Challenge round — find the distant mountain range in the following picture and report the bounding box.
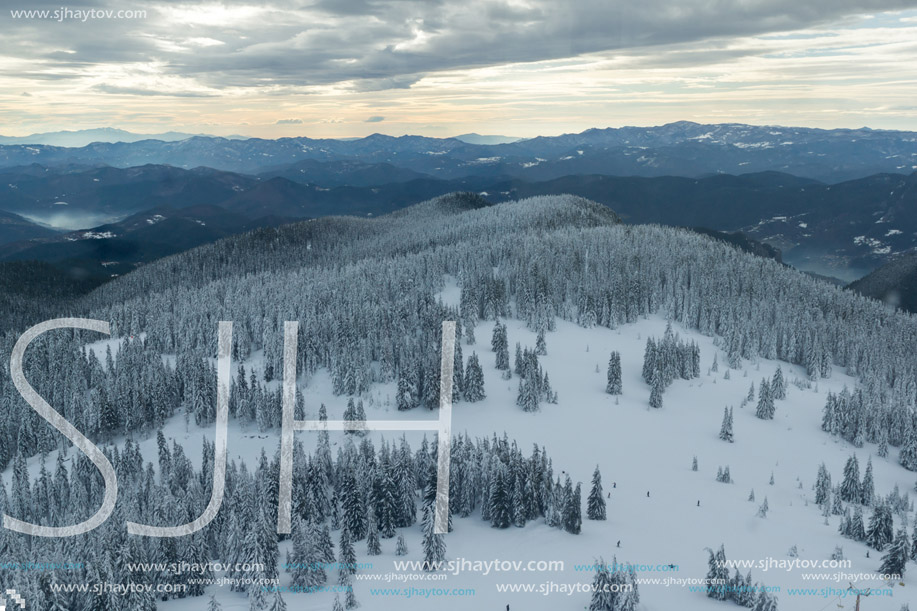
[0,121,915,182]
[0,128,244,148]
[452,133,521,145]
[2,162,915,283]
[1,121,915,288]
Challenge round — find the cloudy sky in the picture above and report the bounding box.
[2,0,917,138]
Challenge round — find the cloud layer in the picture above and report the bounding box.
[2,0,917,136]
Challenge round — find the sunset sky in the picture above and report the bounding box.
[2,0,917,139]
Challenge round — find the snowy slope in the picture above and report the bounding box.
[7,273,912,610]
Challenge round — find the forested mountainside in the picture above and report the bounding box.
[3,192,917,467]
[848,252,917,314]
[2,193,917,609]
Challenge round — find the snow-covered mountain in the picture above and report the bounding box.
[1,193,916,610]
[0,122,915,182]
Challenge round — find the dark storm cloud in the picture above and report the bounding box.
[3,0,917,91]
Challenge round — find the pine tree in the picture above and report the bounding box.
[421,502,446,570]
[366,515,382,556]
[587,466,607,520]
[606,352,622,395]
[488,465,512,528]
[338,527,357,577]
[341,471,367,540]
[395,533,408,556]
[899,427,917,471]
[332,595,344,611]
[207,595,222,611]
[516,376,540,412]
[719,407,734,442]
[705,545,730,601]
[492,322,509,370]
[649,368,663,408]
[290,519,326,589]
[757,497,769,518]
[771,366,786,400]
[866,502,894,551]
[267,591,288,611]
[589,559,614,611]
[879,528,909,577]
[910,522,917,562]
[563,480,582,535]
[642,338,657,383]
[396,371,415,411]
[839,455,861,503]
[861,457,874,506]
[755,378,774,420]
[345,583,360,610]
[536,329,547,355]
[815,463,832,506]
[850,506,867,541]
[463,353,486,402]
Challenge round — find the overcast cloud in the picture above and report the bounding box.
[2,0,917,136]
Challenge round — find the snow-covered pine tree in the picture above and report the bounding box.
[365,514,382,556]
[536,329,547,356]
[463,353,486,402]
[649,368,664,408]
[839,455,861,503]
[587,466,607,520]
[866,502,894,551]
[755,378,775,420]
[705,545,730,601]
[850,506,867,541]
[899,425,917,471]
[492,322,509,370]
[861,457,874,506]
[771,366,786,400]
[606,351,622,395]
[421,501,446,571]
[267,591,287,611]
[564,480,582,535]
[396,371,416,411]
[879,528,909,577]
[488,465,512,528]
[338,527,357,578]
[345,581,359,610]
[815,463,831,506]
[719,406,734,442]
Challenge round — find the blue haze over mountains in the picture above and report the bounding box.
[0,121,915,293]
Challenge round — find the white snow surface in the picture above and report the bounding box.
[5,278,915,610]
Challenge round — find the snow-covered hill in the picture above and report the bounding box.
[3,194,916,611]
[7,305,908,610]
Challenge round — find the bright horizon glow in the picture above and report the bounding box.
[2,3,917,139]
